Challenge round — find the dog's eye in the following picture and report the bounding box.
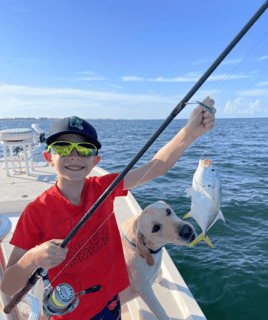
[166,208,171,216]
[152,225,161,233]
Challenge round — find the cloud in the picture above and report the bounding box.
[74,71,105,81]
[0,84,178,107]
[108,84,123,89]
[192,59,210,66]
[76,71,96,75]
[12,7,27,12]
[192,58,242,66]
[238,89,268,97]
[76,77,106,81]
[121,76,142,82]
[121,73,249,83]
[223,98,267,115]
[258,55,268,61]
[0,84,183,119]
[257,81,268,87]
[222,59,243,65]
[148,73,248,82]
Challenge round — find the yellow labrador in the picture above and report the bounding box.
[119,201,196,320]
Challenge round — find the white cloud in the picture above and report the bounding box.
[257,81,268,87]
[258,56,268,61]
[147,76,198,82]
[222,59,243,65]
[121,76,142,82]
[0,85,178,103]
[76,71,96,75]
[223,98,267,115]
[192,58,242,66]
[12,7,27,12]
[192,59,210,66]
[238,89,268,97]
[76,77,106,81]
[108,84,123,89]
[0,84,180,118]
[121,73,249,83]
[0,85,178,108]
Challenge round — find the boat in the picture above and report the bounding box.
[0,124,207,319]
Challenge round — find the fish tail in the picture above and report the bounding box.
[183,212,190,219]
[189,233,214,249]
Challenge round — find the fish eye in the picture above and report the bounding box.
[152,225,161,233]
[211,169,215,172]
[166,208,171,216]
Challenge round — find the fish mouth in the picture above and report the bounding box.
[201,159,211,168]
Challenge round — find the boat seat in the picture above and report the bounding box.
[0,128,34,177]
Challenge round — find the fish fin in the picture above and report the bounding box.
[185,188,193,197]
[218,209,225,223]
[183,212,191,219]
[207,209,225,231]
[189,233,214,249]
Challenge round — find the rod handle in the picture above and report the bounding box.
[4,268,42,314]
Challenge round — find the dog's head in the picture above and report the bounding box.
[135,201,196,266]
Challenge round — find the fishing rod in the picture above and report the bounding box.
[4,0,268,315]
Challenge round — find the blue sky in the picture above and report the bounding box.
[0,0,268,119]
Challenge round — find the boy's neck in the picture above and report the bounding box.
[57,178,86,206]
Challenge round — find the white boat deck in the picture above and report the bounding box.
[0,152,206,320]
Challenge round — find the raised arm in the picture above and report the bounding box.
[123,97,216,190]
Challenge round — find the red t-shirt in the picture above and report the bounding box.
[10,173,130,319]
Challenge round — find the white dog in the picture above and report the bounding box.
[119,201,196,320]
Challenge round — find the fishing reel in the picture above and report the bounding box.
[41,270,101,319]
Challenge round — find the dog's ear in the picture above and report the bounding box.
[136,231,154,266]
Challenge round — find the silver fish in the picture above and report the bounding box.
[184,159,225,248]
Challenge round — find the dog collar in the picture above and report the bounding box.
[121,228,163,254]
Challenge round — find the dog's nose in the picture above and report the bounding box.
[178,224,196,241]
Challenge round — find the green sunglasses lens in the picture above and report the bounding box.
[48,141,97,156]
[53,145,72,156]
[76,146,93,156]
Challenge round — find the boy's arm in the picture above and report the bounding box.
[1,246,37,296]
[1,239,68,296]
[123,97,216,190]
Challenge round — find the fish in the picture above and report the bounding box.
[183,159,225,249]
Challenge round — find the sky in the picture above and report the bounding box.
[0,0,268,119]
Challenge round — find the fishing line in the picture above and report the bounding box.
[186,28,268,158]
[5,1,268,314]
[39,6,268,291]
[50,152,167,284]
[51,105,210,284]
[209,28,268,99]
[50,4,268,287]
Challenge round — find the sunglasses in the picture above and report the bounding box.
[47,141,98,157]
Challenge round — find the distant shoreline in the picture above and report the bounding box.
[0,118,59,120]
[0,117,267,121]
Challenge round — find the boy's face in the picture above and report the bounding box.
[43,134,101,182]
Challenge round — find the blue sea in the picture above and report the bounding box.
[1,118,268,320]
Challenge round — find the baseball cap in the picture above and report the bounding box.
[46,116,102,149]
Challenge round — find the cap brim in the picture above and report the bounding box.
[46,131,102,149]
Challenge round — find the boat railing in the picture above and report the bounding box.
[0,215,41,320]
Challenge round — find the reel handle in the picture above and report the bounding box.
[4,267,43,314]
[84,285,102,295]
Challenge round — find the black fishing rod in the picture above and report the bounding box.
[4,0,268,314]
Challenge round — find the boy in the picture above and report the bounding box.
[1,97,216,319]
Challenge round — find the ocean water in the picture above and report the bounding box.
[1,118,268,320]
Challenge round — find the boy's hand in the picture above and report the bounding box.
[185,96,216,139]
[31,239,68,269]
